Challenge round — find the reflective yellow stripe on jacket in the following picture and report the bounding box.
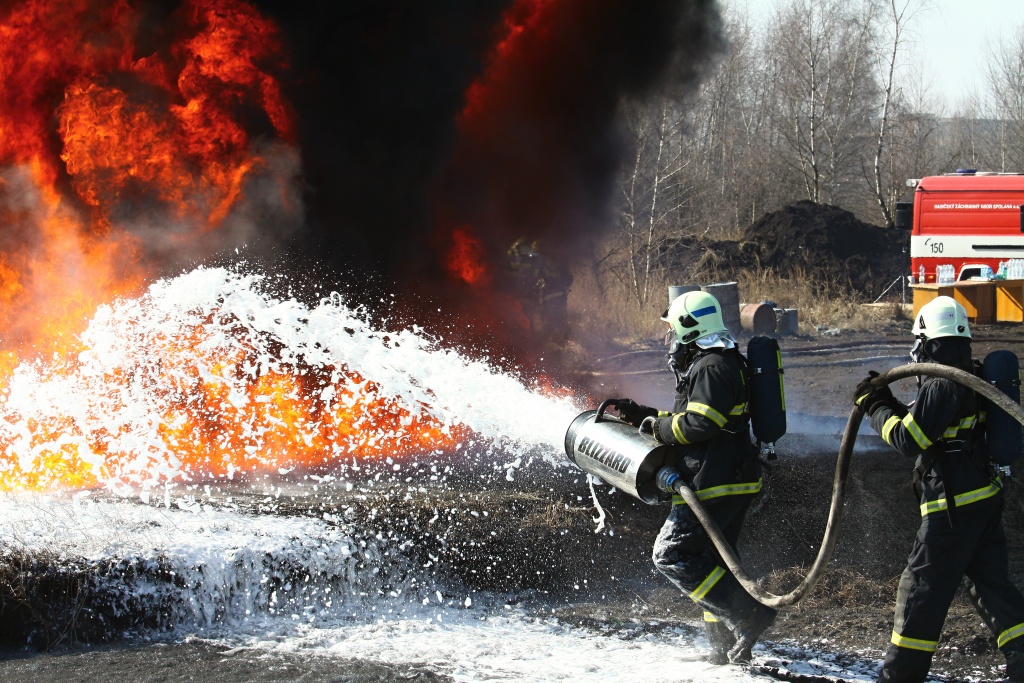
[920,481,1002,516]
[672,478,763,506]
[686,402,727,427]
[901,413,933,450]
[942,415,978,438]
[672,402,748,443]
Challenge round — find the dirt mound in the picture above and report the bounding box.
[743,201,909,296]
[659,201,909,299]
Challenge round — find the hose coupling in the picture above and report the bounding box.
[656,467,683,494]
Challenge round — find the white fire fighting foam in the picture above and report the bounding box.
[0,266,580,493]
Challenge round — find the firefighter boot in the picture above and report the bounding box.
[705,618,735,665]
[1005,648,1024,683]
[728,604,777,664]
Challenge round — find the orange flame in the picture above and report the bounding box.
[445,227,491,287]
[0,0,464,493]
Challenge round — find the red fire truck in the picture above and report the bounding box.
[902,171,1024,283]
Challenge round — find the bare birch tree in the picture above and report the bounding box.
[986,26,1024,171]
[768,0,880,207]
[615,94,691,307]
[868,0,932,225]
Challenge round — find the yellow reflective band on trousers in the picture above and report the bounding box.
[703,611,719,623]
[920,481,1002,517]
[998,622,1024,647]
[690,566,726,602]
[672,478,763,505]
[686,402,727,428]
[891,630,938,653]
[901,413,933,450]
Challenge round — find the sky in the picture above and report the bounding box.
[725,0,1024,111]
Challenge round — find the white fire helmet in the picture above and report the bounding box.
[912,295,971,340]
[662,290,729,344]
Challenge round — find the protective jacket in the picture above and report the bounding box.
[869,362,999,519]
[653,347,762,505]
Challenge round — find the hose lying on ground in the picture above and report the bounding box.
[679,362,1024,609]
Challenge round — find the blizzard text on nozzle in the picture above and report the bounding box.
[576,436,631,474]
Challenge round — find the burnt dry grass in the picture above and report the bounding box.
[0,549,182,649]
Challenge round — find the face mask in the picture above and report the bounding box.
[910,337,927,364]
[667,340,697,374]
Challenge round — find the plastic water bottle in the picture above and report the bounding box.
[998,261,1008,279]
[919,264,926,283]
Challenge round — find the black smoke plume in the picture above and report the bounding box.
[258,0,723,360]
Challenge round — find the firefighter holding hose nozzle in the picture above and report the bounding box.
[611,290,776,665]
[854,295,1024,683]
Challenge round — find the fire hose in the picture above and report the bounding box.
[666,362,1024,609]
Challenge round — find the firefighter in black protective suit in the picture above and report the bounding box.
[854,295,1024,683]
[612,290,776,665]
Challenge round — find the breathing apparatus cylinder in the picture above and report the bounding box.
[746,335,787,458]
[981,350,1023,467]
[564,400,673,504]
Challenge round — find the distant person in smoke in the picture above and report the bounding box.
[506,238,572,348]
[853,296,1024,683]
[611,290,776,665]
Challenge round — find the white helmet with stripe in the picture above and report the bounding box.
[912,295,971,340]
[662,290,729,344]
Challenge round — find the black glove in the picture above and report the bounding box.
[613,398,657,427]
[649,416,671,444]
[853,371,880,407]
[853,371,901,417]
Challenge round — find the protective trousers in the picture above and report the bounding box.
[879,496,1024,683]
[652,495,760,652]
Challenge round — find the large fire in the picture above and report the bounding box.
[0,275,470,493]
[0,0,466,493]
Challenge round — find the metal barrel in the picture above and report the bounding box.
[740,302,777,334]
[668,285,700,306]
[564,401,672,504]
[701,282,740,336]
